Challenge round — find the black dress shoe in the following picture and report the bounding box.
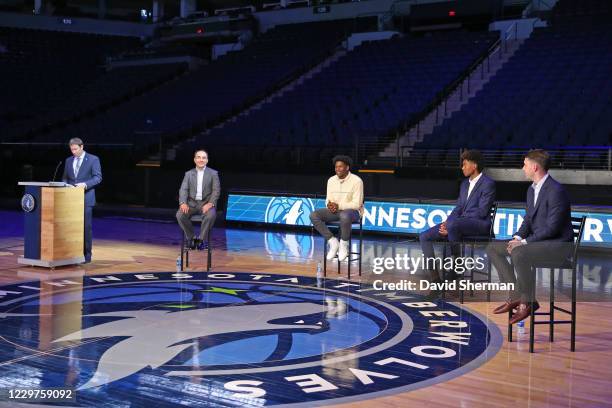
[189,238,197,250]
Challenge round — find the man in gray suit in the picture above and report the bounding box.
[176,149,220,249]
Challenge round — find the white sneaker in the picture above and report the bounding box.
[326,237,339,260]
[338,240,349,262]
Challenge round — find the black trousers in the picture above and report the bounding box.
[84,205,93,262]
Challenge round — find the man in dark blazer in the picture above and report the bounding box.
[177,149,220,249]
[62,137,103,263]
[488,149,573,324]
[420,150,496,282]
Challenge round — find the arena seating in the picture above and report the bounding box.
[0,27,139,126]
[3,3,609,172]
[553,0,610,18]
[25,19,369,145]
[179,30,497,164]
[3,63,188,141]
[416,3,612,152]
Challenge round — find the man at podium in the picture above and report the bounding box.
[61,137,103,263]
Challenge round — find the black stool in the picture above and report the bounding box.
[322,217,363,280]
[179,214,212,272]
[458,202,498,302]
[508,216,586,352]
[438,203,498,303]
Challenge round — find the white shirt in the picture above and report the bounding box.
[467,172,482,200]
[73,152,86,177]
[326,172,364,214]
[195,167,205,200]
[532,173,549,206]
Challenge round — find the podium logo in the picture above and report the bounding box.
[0,272,501,406]
[265,197,315,226]
[20,193,36,212]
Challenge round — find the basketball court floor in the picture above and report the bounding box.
[0,210,610,407]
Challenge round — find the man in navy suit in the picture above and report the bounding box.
[62,138,103,264]
[419,150,496,283]
[488,149,573,324]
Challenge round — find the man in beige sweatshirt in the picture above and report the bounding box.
[309,155,364,261]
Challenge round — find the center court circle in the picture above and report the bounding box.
[0,272,502,407]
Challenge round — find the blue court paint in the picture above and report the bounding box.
[0,272,502,407]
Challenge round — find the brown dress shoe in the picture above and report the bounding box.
[509,302,540,325]
[493,299,521,314]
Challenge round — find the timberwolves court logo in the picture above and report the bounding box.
[0,272,501,406]
[265,197,315,225]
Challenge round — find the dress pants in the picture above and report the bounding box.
[84,205,93,262]
[176,201,217,241]
[486,240,572,302]
[419,217,489,281]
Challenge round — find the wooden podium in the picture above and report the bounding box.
[18,182,85,267]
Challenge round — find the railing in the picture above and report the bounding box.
[421,36,505,135]
[503,20,519,53]
[400,148,612,170]
[0,141,139,160]
[423,35,503,126]
[214,5,255,16]
[108,46,204,63]
[354,33,504,166]
[353,34,504,166]
[354,132,398,167]
[400,148,461,168]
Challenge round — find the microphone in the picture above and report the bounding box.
[52,160,63,182]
